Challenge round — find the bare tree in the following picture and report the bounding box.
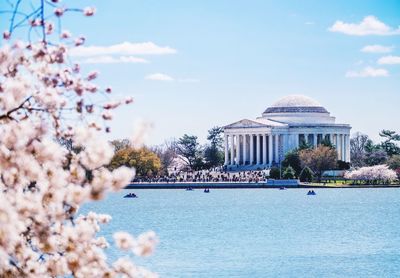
[151,139,178,174]
[110,138,131,152]
[350,132,371,167]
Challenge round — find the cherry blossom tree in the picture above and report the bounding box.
[0,1,157,277]
[344,165,397,185]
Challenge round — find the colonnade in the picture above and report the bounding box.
[224,132,350,167]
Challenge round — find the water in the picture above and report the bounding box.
[82,188,400,277]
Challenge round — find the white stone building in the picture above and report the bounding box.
[223,95,351,169]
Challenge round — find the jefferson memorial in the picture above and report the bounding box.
[223,95,351,169]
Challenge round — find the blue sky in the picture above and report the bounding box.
[2,0,400,145]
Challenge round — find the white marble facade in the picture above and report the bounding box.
[223,95,351,169]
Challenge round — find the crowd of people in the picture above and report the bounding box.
[132,168,269,183]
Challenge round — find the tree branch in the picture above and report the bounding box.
[9,0,22,33]
[0,96,33,121]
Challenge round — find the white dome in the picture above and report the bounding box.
[271,95,322,108]
[264,95,328,114]
[261,95,333,123]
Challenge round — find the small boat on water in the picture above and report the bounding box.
[307,190,316,196]
[186,187,194,191]
[204,188,210,193]
[124,193,138,198]
[279,187,286,190]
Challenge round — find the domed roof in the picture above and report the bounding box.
[264,95,328,114]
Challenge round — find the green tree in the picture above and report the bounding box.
[176,134,201,169]
[361,138,388,166]
[207,126,224,147]
[282,150,301,177]
[269,167,281,179]
[364,139,378,153]
[282,166,296,179]
[299,166,314,182]
[109,147,162,177]
[298,141,313,150]
[379,130,400,156]
[299,145,337,181]
[320,137,334,148]
[204,127,224,168]
[387,155,400,170]
[204,146,224,168]
[192,156,206,171]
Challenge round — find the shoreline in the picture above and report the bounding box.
[126,182,400,189]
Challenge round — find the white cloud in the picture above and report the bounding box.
[177,78,200,83]
[346,66,389,78]
[144,74,200,83]
[70,41,177,57]
[361,45,394,53]
[145,73,174,81]
[329,16,400,36]
[79,55,149,64]
[377,55,400,65]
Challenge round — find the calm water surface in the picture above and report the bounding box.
[82,188,400,277]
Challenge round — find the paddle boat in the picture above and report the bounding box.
[204,188,210,193]
[124,192,138,198]
[185,187,194,191]
[307,190,316,196]
[279,187,286,190]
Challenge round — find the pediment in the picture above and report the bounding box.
[224,119,266,129]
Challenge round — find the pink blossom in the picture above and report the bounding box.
[0,5,155,275]
[3,31,10,40]
[103,101,121,110]
[54,7,64,17]
[74,36,86,46]
[83,7,96,16]
[60,30,72,39]
[102,110,113,120]
[133,231,158,257]
[344,165,397,182]
[30,19,43,26]
[114,232,136,250]
[125,97,134,104]
[86,71,99,81]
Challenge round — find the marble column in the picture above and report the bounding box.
[256,134,261,164]
[236,134,241,165]
[304,133,308,144]
[295,133,299,149]
[268,134,273,166]
[263,134,267,165]
[336,133,341,160]
[224,135,229,165]
[313,133,317,148]
[346,134,351,162]
[250,134,254,165]
[230,134,234,165]
[243,134,247,165]
[274,134,279,163]
[342,134,346,161]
